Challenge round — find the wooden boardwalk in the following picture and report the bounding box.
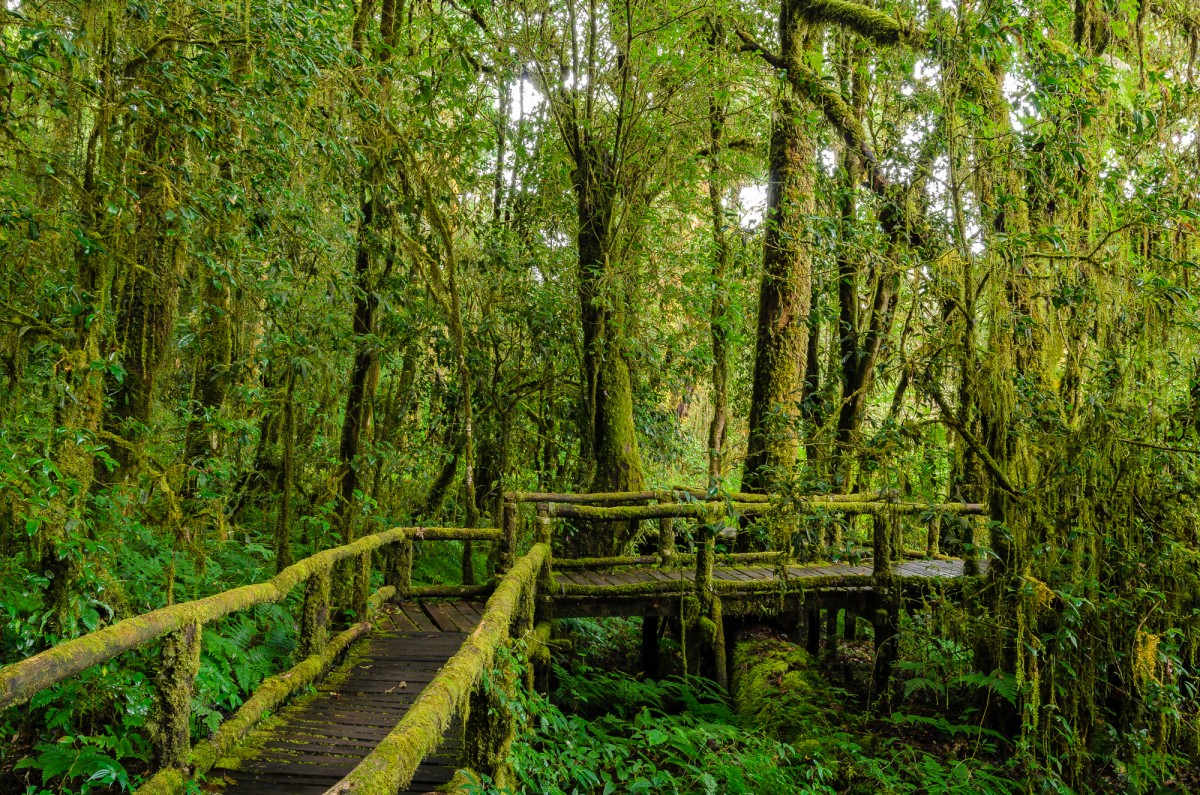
[553,558,978,588]
[0,500,993,794]
[206,601,485,794]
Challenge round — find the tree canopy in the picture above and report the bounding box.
[1,0,1199,791]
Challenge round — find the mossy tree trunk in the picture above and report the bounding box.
[109,56,186,476]
[334,0,402,613]
[42,6,120,632]
[743,2,815,495]
[706,21,733,485]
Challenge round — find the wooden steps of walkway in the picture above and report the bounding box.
[205,601,485,794]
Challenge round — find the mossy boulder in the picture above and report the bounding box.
[732,629,836,753]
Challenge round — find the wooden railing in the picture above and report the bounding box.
[0,524,509,793]
[502,489,986,689]
[1,489,989,794]
[324,543,551,794]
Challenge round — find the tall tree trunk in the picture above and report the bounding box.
[42,9,119,632]
[706,23,731,485]
[334,0,401,613]
[743,3,814,495]
[274,366,296,572]
[573,144,646,555]
[109,62,185,475]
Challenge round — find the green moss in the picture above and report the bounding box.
[149,621,202,769]
[797,0,926,47]
[732,633,835,753]
[297,566,331,658]
[333,544,549,792]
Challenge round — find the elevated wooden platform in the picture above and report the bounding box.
[549,558,985,617]
[207,601,484,794]
[3,501,995,795]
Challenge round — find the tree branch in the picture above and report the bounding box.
[734,29,785,71]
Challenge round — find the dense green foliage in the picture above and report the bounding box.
[1,0,1199,791]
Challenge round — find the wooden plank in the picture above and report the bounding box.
[574,570,610,587]
[421,602,459,633]
[442,601,480,632]
[712,568,747,581]
[456,601,485,625]
[739,567,776,580]
[716,567,755,582]
[387,607,420,632]
[398,602,438,632]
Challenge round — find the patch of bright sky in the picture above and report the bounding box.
[739,185,767,230]
[820,148,839,176]
[510,77,545,122]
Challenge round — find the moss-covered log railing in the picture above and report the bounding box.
[503,489,986,689]
[0,524,508,789]
[324,543,550,793]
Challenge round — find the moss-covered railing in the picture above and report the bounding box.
[502,489,987,689]
[324,542,551,793]
[0,524,509,791]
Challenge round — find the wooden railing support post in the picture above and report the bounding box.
[532,504,555,693]
[534,505,553,596]
[872,511,893,583]
[385,538,413,600]
[658,516,676,564]
[806,609,821,655]
[298,566,332,658]
[150,620,202,770]
[871,510,899,706]
[963,515,979,576]
[926,513,941,558]
[352,552,370,621]
[825,608,840,657]
[689,519,726,686]
[499,499,518,574]
[465,660,518,786]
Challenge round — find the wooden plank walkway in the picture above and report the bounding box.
[206,600,485,794]
[552,558,981,587]
[202,562,983,791]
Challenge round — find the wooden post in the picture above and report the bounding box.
[873,512,893,583]
[298,567,331,658]
[534,504,553,600]
[151,620,202,770]
[805,608,821,655]
[465,662,517,785]
[825,609,839,657]
[871,511,899,706]
[532,503,554,694]
[844,610,858,641]
[499,499,518,574]
[384,538,413,600]
[695,524,715,611]
[658,516,676,563]
[352,552,370,620]
[642,616,660,679]
[963,515,979,576]
[926,513,941,558]
[872,601,899,708]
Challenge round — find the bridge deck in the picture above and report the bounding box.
[554,557,977,586]
[204,560,981,790]
[207,601,484,794]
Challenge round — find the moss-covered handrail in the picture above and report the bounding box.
[0,525,498,710]
[324,543,550,794]
[507,490,663,505]
[545,501,766,521]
